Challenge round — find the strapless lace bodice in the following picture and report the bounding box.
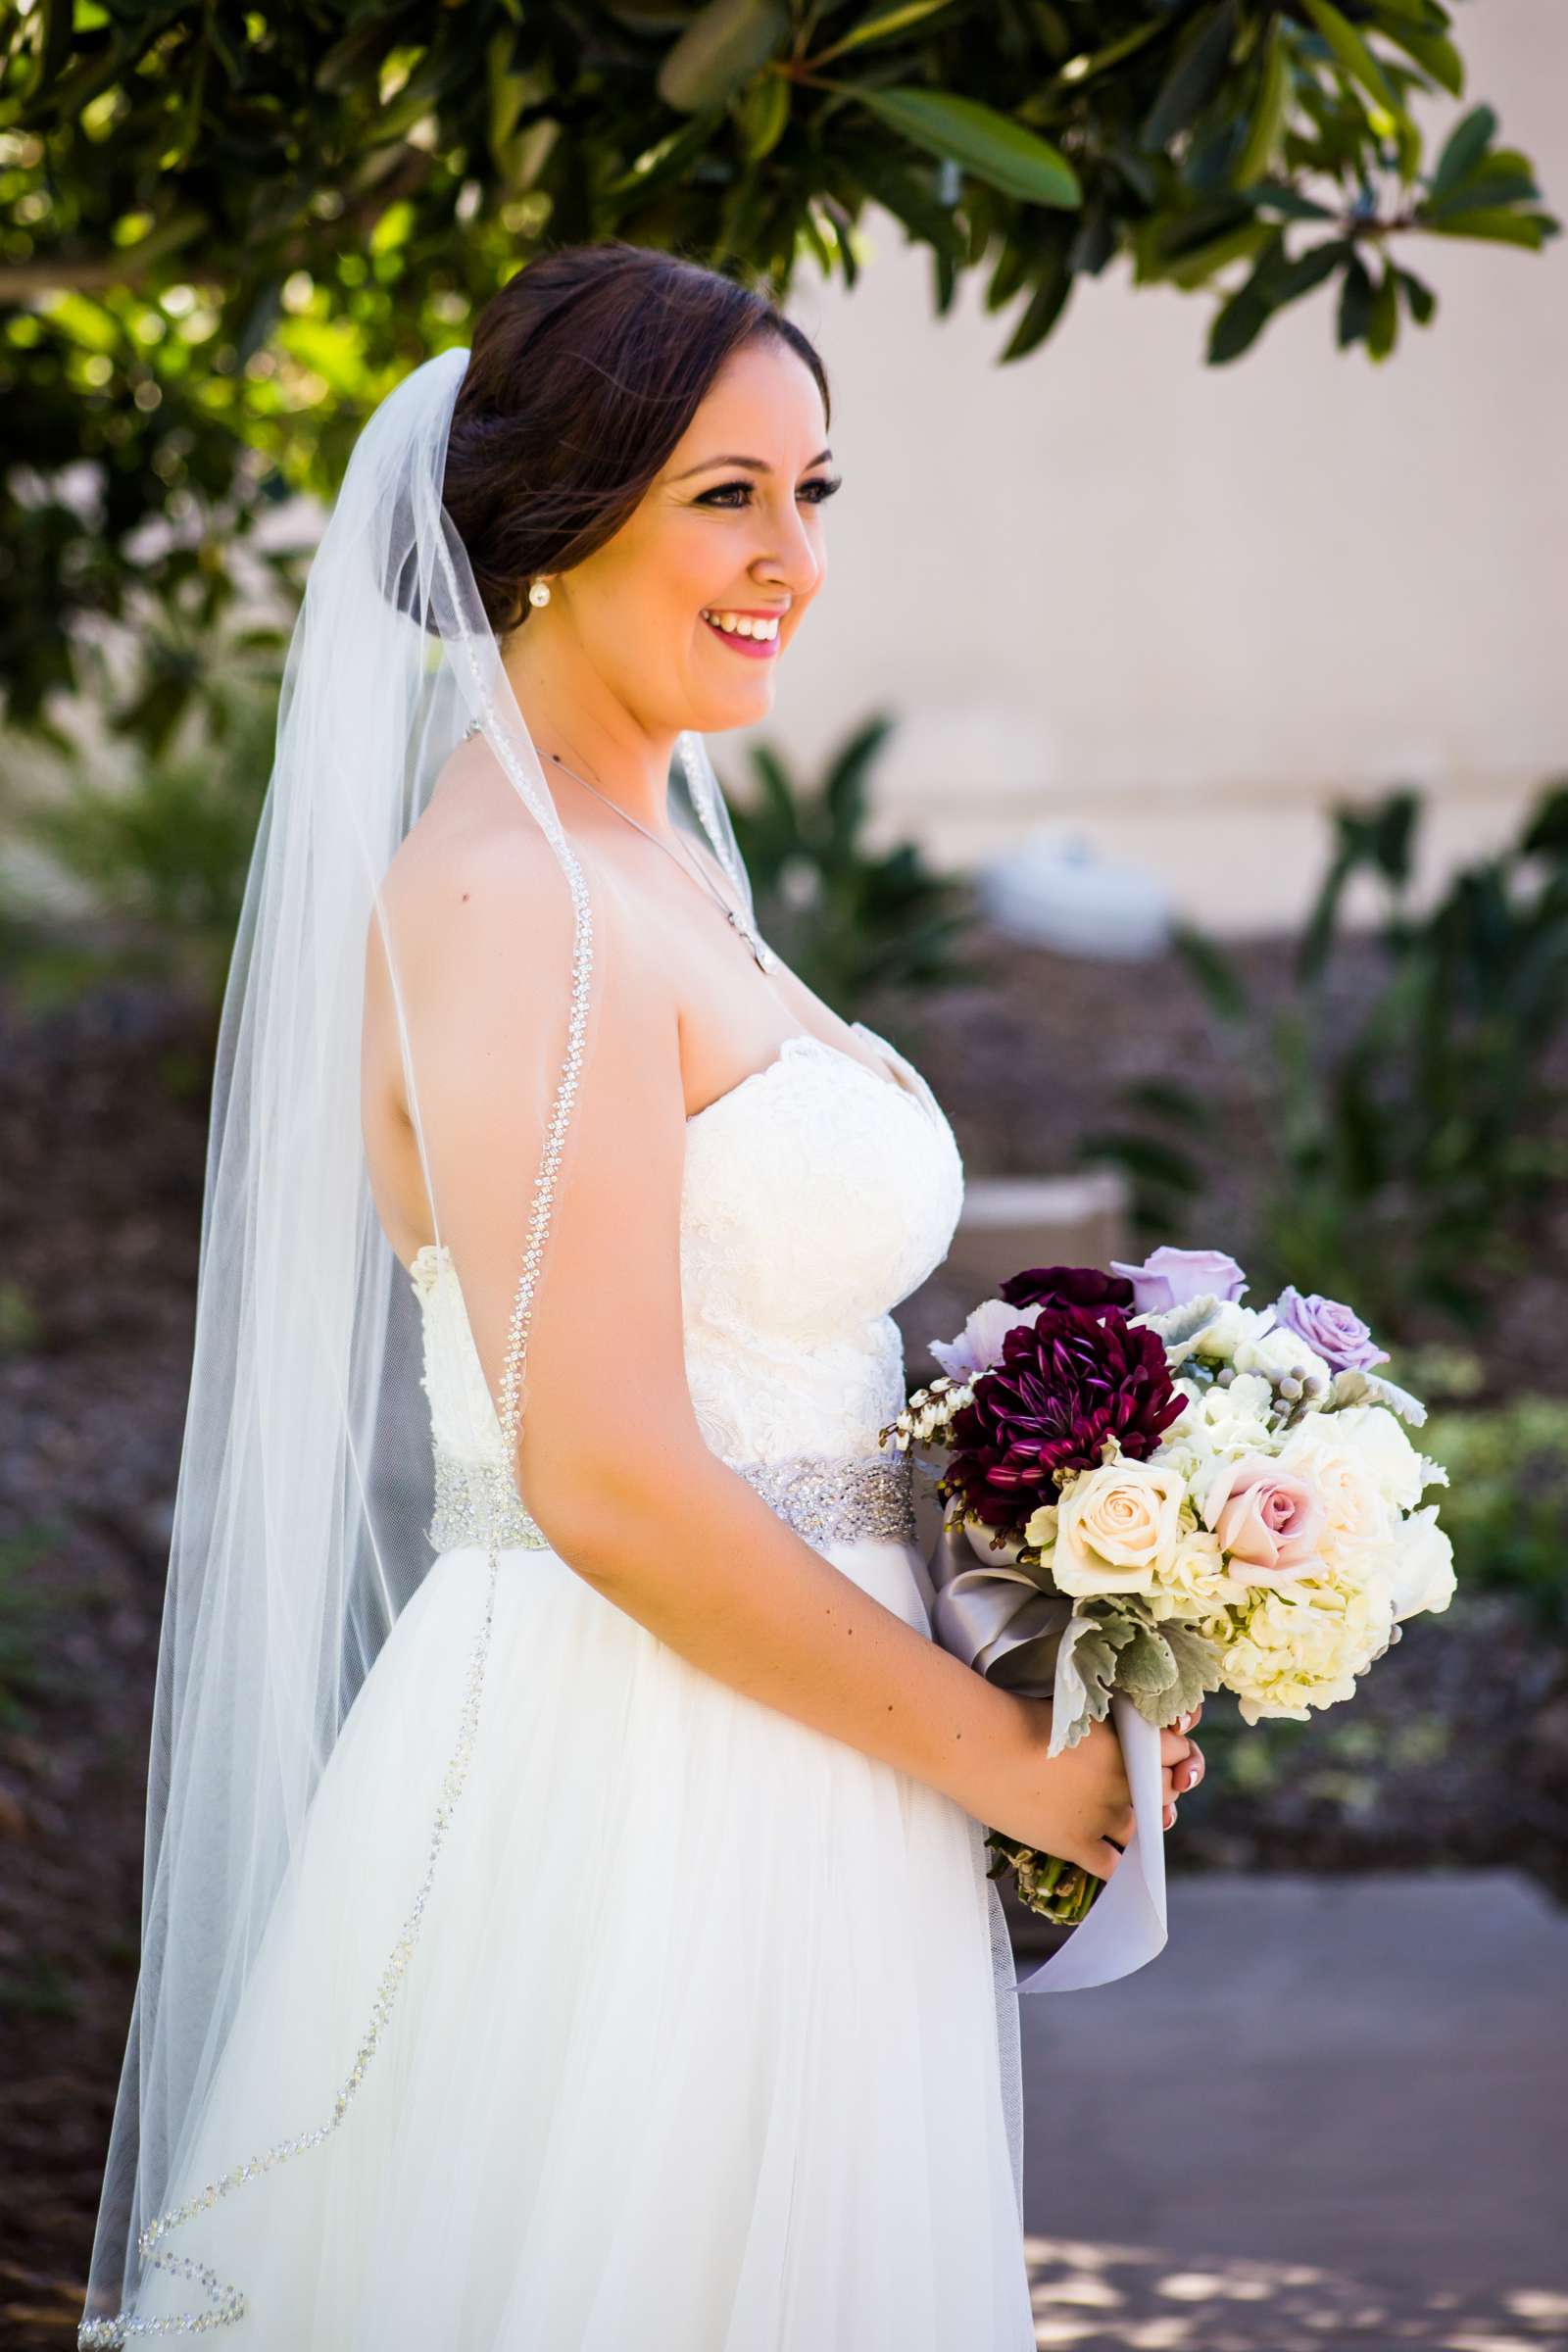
[408,1021,963,1499]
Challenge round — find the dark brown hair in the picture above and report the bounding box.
[442,241,832,637]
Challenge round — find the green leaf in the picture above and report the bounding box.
[985,236,1031,313]
[1173,923,1251,1020]
[1207,285,1272,365]
[1519,779,1568,860]
[1164,219,1274,289]
[1367,265,1398,360]
[1000,252,1075,358]
[1425,153,1544,217]
[732,71,790,161]
[812,0,956,62]
[1337,251,1375,345]
[601,115,715,198]
[1430,101,1496,198]
[1045,18,1168,93]
[1395,263,1437,323]
[856,88,1082,208]
[657,0,793,113]
[846,148,968,264]
[1234,20,1290,188]
[1269,234,1355,303]
[1377,22,1463,96]
[1250,181,1339,221]
[1141,1,1239,151]
[1299,0,1404,121]
[1422,208,1551,249]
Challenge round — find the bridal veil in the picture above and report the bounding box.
[77,334,759,2342]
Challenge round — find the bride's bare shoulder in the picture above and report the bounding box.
[368,745,668,1044]
[377,746,572,955]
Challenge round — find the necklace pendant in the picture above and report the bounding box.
[727,906,776,971]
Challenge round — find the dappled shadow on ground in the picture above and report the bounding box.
[1025,2236,1568,2350]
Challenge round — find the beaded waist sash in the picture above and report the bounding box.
[428,1441,916,1555]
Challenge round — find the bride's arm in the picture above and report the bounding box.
[390,825,1129,1871]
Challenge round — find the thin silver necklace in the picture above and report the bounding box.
[463,717,775,972]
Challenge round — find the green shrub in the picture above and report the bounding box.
[1092,778,1568,1340]
[1421,1395,1568,1631]
[724,711,981,1018]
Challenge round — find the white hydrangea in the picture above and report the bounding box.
[1160,1372,1282,1520]
[1219,1575,1396,1724]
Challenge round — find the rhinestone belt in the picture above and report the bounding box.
[427,1442,916,1555]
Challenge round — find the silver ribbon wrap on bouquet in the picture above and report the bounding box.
[924,1507,1169,1995]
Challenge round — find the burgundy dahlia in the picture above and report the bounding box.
[998,1262,1136,1315]
[946,1302,1187,1530]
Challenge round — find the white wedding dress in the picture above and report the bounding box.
[128,1022,1035,2350]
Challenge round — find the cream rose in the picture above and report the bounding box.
[1329,1402,1439,1512]
[1381,1501,1456,1622]
[1053,1457,1187,1597]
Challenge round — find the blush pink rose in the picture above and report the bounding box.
[1212,1454,1326,1582]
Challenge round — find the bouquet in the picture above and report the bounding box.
[881,1246,1455,1928]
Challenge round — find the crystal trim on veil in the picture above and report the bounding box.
[78,659,595,2344]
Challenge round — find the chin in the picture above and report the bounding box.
[688,683,774,735]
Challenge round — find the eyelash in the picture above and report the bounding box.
[698,475,843,509]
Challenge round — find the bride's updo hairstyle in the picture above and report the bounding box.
[443,239,832,638]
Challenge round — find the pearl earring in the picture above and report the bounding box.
[527,578,551,608]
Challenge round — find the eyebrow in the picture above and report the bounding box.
[670,449,834,481]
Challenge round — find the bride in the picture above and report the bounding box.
[77,238,1201,2349]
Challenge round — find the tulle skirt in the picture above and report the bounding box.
[130,1532,1035,2350]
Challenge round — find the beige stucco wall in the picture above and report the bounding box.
[756,0,1567,934]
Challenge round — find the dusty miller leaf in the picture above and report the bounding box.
[1117,1617,1182,1698]
[1126,1617,1225,1728]
[1050,1608,1137,1755]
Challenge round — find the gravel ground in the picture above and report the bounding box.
[1,946,1564,2346]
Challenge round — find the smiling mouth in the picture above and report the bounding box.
[701,612,781,659]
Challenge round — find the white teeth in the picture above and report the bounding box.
[703,611,779,640]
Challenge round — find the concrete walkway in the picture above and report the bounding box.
[1017,1872,1568,2350]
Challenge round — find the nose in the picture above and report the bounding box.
[756,495,824,602]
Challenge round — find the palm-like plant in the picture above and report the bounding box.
[724,711,980,1017]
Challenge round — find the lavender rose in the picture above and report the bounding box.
[1107,1244,1249,1315]
[1271,1285,1389,1373]
[929,1297,1041,1381]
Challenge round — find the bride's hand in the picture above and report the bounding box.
[973,1698,1135,1881]
[969,1696,1206,1876]
[1161,1704,1204,1832]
